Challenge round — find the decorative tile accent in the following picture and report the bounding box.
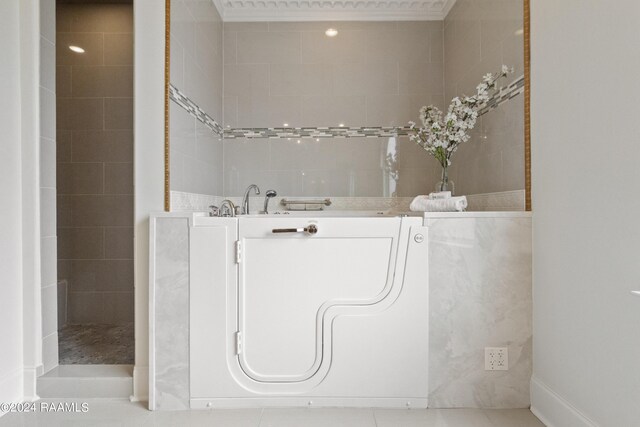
[171,77,523,140]
[169,84,224,136]
[222,79,525,138]
[478,75,525,117]
[223,126,413,140]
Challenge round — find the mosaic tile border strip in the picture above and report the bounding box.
[169,84,224,136]
[223,126,413,139]
[478,74,525,117]
[223,76,525,139]
[170,75,524,140]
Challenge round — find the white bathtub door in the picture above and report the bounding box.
[237,216,402,384]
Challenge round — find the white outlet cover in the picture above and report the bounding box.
[485,347,508,371]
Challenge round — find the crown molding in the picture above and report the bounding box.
[211,0,456,22]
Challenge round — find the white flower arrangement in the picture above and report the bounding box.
[409,65,514,175]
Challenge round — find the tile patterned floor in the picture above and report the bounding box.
[58,324,134,365]
[0,399,546,426]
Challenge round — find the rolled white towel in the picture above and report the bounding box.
[410,195,468,212]
[428,191,452,200]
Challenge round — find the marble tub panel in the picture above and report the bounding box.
[149,213,532,410]
[153,217,190,410]
[427,217,532,408]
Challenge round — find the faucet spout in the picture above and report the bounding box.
[242,184,261,215]
[263,190,277,214]
[219,199,237,217]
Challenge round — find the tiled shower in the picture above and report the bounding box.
[55,0,134,364]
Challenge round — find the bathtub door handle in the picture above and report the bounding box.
[272,225,318,235]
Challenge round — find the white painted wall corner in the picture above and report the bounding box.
[530,377,599,427]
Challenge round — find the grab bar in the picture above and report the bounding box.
[272,225,318,235]
[280,198,332,207]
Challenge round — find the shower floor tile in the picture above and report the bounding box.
[58,323,134,365]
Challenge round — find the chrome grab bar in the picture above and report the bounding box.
[272,224,318,235]
[280,198,332,206]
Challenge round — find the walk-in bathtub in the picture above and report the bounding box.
[185,212,429,408]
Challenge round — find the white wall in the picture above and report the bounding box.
[39,0,58,375]
[22,0,44,400]
[0,0,26,409]
[133,0,166,403]
[531,1,640,425]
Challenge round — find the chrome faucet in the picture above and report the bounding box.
[263,190,277,214]
[242,184,260,215]
[219,199,237,217]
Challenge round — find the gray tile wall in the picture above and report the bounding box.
[223,21,445,197]
[169,0,224,196]
[56,3,134,325]
[168,7,525,200]
[444,0,525,195]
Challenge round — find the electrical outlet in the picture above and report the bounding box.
[485,347,508,371]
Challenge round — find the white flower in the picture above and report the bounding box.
[501,64,514,74]
[409,66,512,167]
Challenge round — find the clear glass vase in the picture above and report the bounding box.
[435,164,455,195]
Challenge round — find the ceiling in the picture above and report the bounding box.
[211,0,457,22]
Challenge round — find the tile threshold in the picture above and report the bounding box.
[37,365,133,399]
[41,364,133,378]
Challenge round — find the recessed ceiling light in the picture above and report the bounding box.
[325,28,338,37]
[514,29,524,36]
[339,123,345,127]
[283,123,289,127]
[297,140,301,144]
[69,45,85,53]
